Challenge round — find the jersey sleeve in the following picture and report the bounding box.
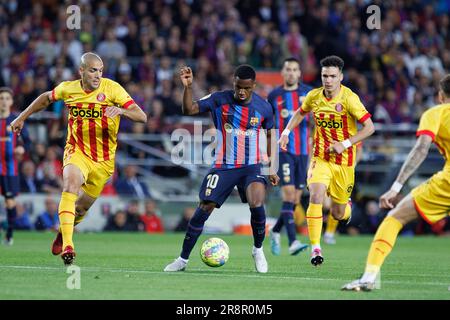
[262,104,274,130]
[266,93,278,129]
[111,81,135,109]
[51,82,68,101]
[347,92,371,123]
[416,108,439,141]
[197,93,216,113]
[300,91,314,114]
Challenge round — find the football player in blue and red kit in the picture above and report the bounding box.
[0,87,31,245]
[164,65,279,273]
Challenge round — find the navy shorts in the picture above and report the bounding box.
[0,175,19,199]
[278,153,308,189]
[199,164,267,208]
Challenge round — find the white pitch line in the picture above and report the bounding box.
[0,265,447,287]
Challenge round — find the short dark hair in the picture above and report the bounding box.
[234,64,256,81]
[0,87,13,96]
[283,57,300,66]
[320,55,344,71]
[439,74,450,98]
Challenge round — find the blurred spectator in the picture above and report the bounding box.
[13,202,33,230]
[174,207,195,232]
[358,200,383,234]
[37,163,63,194]
[124,200,145,231]
[114,165,151,199]
[20,160,41,194]
[103,210,134,232]
[140,200,164,233]
[34,197,59,231]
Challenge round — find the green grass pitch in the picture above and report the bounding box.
[0,232,449,300]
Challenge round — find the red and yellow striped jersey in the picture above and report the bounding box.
[52,78,134,162]
[300,85,371,167]
[416,103,450,167]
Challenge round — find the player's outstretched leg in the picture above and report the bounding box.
[324,200,352,245]
[324,212,338,245]
[341,216,404,291]
[58,191,78,265]
[280,202,308,255]
[306,203,324,266]
[250,206,268,273]
[4,204,17,245]
[164,206,211,272]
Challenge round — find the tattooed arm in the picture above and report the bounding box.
[379,134,433,209]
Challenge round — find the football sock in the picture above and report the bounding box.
[58,192,77,249]
[281,202,296,245]
[180,207,210,259]
[294,203,306,226]
[325,212,339,235]
[272,215,283,233]
[250,206,266,249]
[6,207,17,240]
[306,203,323,246]
[364,216,403,279]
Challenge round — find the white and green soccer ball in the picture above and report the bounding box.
[200,237,229,267]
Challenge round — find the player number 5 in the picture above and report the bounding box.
[282,163,290,177]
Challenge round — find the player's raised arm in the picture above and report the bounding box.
[10,91,53,135]
[379,134,432,209]
[180,66,200,115]
[277,108,306,150]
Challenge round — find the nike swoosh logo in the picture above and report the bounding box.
[222,112,233,116]
[277,100,285,105]
[256,175,265,179]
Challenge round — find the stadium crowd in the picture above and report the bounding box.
[0,0,449,235]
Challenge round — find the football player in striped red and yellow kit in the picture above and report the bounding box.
[10,52,147,264]
[279,56,375,266]
[343,74,450,291]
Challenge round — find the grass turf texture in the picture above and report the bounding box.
[0,231,449,300]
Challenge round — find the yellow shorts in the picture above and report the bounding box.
[411,169,450,224]
[307,157,354,204]
[63,148,115,199]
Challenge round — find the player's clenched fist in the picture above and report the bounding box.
[379,189,398,209]
[10,118,24,135]
[105,106,124,118]
[180,66,193,87]
[278,134,289,151]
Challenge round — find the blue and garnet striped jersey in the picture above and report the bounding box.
[268,83,313,156]
[0,114,31,176]
[198,90,274,169]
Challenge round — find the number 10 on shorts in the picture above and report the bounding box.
[205,174,219,196]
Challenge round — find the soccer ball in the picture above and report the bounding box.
[200,237,229,267]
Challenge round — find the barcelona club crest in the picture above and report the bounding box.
[335,103,343,112]
[250,117,259,126]
[97,93,106,102]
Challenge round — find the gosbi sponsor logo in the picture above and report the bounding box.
[315,117,343,129]
[70,107,103,118]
